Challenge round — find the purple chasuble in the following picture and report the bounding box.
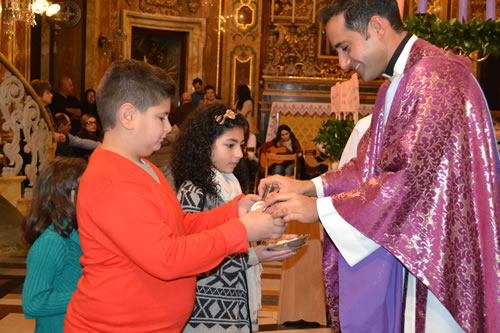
[321,39,500,333]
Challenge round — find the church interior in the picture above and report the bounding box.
[0,0,499,332]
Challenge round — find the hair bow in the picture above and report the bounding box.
[215,109,237,125]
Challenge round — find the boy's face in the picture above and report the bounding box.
[133,99,172,158]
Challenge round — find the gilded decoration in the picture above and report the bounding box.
[139,0,182,16]
[233,1,257,31]
[272,0,315,22]
[188,0,201,13]
[229,45,256,102]
[262,23,350,79]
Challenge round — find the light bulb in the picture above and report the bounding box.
[45,3,60,17]
[32,0,49,14]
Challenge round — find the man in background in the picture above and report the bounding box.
[54,113,99,158]
[50,76,83,134]
[191,78,204,108]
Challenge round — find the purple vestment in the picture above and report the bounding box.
[321,39,500,333]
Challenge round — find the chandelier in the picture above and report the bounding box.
[1,0,61,36]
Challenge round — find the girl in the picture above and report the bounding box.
[172,104,295,332]
[261,124,304,177]
[22,157,87,333]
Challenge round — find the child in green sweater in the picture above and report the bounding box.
[22,157,87,333]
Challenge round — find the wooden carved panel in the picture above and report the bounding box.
[139,0,183,16]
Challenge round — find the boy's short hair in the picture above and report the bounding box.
[96,59,176,130]
[192,78,202,86]
[31,79,52,97]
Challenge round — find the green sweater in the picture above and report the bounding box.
[22,225,82,333]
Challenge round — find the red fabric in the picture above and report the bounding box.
[65,147,248,332]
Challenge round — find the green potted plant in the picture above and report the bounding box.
[404,14,500,60]
[313,119,355,161]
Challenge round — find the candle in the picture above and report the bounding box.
[486,0,496,20]
[292,0,295,23]
[459,0,468,22]
[271,0,274,22]
[397,0,405,16]
[417,0,427,14]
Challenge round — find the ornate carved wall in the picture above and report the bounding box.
[220,0,263,128]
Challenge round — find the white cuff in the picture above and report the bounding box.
[317,197,380,266]
[312,176,324,198]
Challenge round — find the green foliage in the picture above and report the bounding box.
[313,119,355,160]
[404,14,500,58]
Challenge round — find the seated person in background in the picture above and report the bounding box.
[191,78,204,108]
[31,79,65,144]
[173,92,196,128]
[22,157,87,333]
[172,105,296,332]
[77,114,102,142]
[54,113,99,158]
[81,89,98,118]
[50,76,82,135]
[200,85,223,106]
[63,59,286,332]
[261,124,304,177]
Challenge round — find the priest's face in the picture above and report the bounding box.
[325,14,387,82]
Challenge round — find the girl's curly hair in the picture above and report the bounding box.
[171,103,246,198]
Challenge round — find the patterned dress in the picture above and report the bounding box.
[177,181,258,333]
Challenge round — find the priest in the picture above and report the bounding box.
[259,0,500,332]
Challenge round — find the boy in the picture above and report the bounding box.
[64,60,286,332]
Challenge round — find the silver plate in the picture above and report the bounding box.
[268,234,310,251]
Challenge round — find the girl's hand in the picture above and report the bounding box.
[254,234,299,262]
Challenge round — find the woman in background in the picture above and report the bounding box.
[261,124,303,177]
[77,114,102,142]
[234,84,254,135]
[22,157,87,333]
[81,89,97,118]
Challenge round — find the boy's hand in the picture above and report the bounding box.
[240,209,286,241]
[237,194,261,217]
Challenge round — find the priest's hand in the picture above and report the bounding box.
[258,175,316,197]
[264,192,319,223]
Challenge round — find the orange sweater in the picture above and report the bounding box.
[64,147,248,332]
